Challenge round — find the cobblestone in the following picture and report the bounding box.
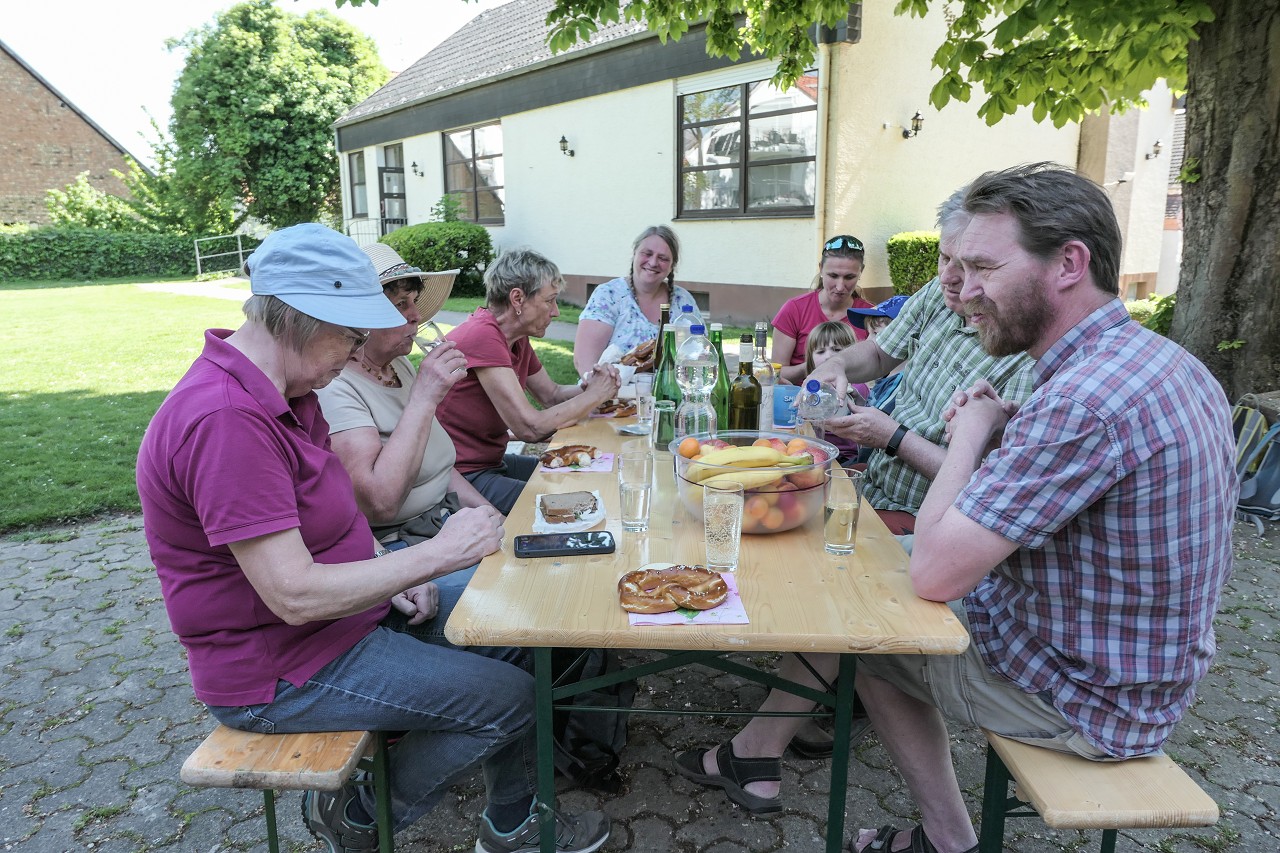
[1,514,1276,851]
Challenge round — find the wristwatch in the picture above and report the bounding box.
[885,424,910,458]
[373,548,391,558]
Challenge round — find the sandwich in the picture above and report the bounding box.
[540,491,598,524]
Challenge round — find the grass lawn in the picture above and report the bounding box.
[0,278,579,533]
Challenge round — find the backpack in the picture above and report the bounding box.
[1232,401,1270,475]
[550,647,636,793]
[1238,423,1280,522]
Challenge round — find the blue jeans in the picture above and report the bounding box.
[464,453,540,514]
[206,584,535,831]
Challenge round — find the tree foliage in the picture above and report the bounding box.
[170,0,388,229]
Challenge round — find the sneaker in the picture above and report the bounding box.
[475,804,610,853]
[302,786,378,853]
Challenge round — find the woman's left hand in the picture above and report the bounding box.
[392,581,440,624]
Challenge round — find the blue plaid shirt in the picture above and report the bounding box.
[959,301,1238,757]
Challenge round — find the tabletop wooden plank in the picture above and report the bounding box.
[446,418,968,656]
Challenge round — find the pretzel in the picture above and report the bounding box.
[540,444,601,469]
[620,338,657,372]
[618,565,729,614]
[595,399,637,418]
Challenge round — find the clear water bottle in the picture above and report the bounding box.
[675,324,718,438]
[796,379,847,421]
[673,304,698,348]
[752,321,776,430]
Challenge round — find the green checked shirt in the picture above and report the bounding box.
[863,277,1036,514]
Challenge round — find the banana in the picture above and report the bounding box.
[699,469,785,491]
[774,453,813,467]
[698,446,787,467]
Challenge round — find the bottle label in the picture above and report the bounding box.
[759,385,774,430]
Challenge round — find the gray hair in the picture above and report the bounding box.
[485,249,563,310]
[242,294,325,351]
[629,225,680,290]
[936,185,970,231]
[962,162,1121,295]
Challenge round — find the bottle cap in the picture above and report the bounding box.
[681,305,694,313]
[689,324,705,335]
[740,334,753,342]
[710,322,723,330]
[805,379,820,392]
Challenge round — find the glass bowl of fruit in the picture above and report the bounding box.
[668,431,840,534]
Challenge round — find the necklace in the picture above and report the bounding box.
[354,355,399,387]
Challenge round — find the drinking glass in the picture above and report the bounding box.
[634,374,655,426]
[823,469,864,555]
[653,400,677,449]
[703,481,744,571]
[618,450,654,532]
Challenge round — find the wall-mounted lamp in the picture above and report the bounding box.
[410,161,423,177]
[1145,140,1163,160]
[559,135,575,157]
[902,111,924,139]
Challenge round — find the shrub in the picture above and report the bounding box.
[1125,293,1175,337]
[381,221,494,298]
[886,231,940,296]
[0,227,199,281]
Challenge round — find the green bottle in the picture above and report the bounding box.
[653,324,680,448]
[728,335,762,431]
[708,322,731,431]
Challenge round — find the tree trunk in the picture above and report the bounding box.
[1176,0,1280,400]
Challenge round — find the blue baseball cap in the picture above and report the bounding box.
[243,224,404,329]
[848,294,910,330]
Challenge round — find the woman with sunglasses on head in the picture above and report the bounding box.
[769,234,875,385]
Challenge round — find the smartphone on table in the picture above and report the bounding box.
[513,531,616,559]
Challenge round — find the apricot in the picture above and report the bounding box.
[786,437,809,455]
[752,438,773,448]
[745,495,770,520]
[762,507,786,529]
[678,437,702,458]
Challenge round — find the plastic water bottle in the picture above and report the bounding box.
[796,380,847,421]
[673,304,698,348]
[675,324,718,437]
[752,322,776,430]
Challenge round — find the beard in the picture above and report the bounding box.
[966,276,1052,357]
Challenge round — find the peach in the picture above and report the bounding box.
[769,438,789,454]
[678,437,702,459]
[787,468,825,489]
[808,447,829,464]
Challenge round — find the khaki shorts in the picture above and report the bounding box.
[857,605,1114,761]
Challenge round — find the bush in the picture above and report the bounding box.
[886,231,940,296]
[0,227,199,281]
[1127,292,1176,337]
[380,222,494,298]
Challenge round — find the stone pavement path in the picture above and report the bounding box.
[1,517,1276,852]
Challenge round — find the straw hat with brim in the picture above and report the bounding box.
[362,242,454,324]
[245,224,404,329]
[848,294,910,330]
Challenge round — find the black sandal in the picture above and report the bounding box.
[673,741,782,814]
[851,824,977,853]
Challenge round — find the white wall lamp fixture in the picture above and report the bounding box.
[410,161,424,177]
[559,135,575,157]
[902,111,924,139]
[1145,140,1163,160]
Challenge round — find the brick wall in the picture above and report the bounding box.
[0,46,132,226]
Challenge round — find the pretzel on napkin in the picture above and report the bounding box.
[620,338,657,372]
[618,565,729,614]
[539,444,601,469]
[595,399,637,418]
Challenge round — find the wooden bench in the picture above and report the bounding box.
[181,725,393,853]
[978,730,1219,853]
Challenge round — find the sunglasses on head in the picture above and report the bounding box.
[824,235,865,253]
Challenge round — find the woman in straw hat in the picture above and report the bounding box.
[136,225,609,853]
[317,244,497,569]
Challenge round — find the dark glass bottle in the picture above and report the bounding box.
[658,302,671,336]
[728,335,762,431]
[708,323,731,430]
[653,323,681,407]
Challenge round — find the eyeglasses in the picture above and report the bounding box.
[341,327,371,354]
[823,235,865,253]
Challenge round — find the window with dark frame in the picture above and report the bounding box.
[678,72,819,218]
[349,152,368,218]
[378,144,407,236]
[443,123,505,224]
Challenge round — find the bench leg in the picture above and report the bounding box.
[373,732,394,853]
[979,744,1010,853]
[1100,829,1117,853]
[262,789,281,853]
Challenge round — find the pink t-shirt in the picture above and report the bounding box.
[136,330,387,707]
[772,290,873,365]
[438,308,544,473]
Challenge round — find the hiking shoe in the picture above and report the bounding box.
[475,804,610,853]
[302,786,378,852]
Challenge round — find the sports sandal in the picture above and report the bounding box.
[673,741,782,815]
[788,712,873,759]
[851,824,977,853]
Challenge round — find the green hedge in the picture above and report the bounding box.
[0,227,199,281]
[886,231,940,296]
[381,222,494,298]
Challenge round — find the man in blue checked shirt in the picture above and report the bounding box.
[847,163,1238,853]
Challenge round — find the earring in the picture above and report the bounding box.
[516,309,522,316]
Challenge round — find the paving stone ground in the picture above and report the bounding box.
[1,515,1276,852]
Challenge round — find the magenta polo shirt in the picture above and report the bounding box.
[137,330,388,707]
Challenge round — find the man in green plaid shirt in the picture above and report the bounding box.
[814,194,1035,534]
